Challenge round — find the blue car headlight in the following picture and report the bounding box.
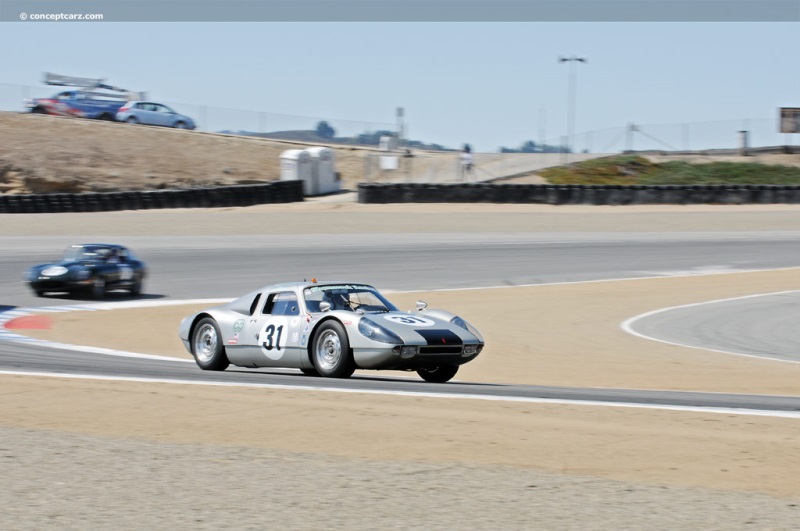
[359,318,402,344]
[42,265,68,277]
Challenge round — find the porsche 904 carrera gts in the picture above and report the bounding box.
[178,281,484,383]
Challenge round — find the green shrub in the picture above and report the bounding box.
[540,156,800,185]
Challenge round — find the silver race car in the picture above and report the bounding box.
[178,280,484,383]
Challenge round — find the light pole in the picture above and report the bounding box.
[558,56,586,162]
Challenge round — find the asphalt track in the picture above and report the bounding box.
[3,231,800,414]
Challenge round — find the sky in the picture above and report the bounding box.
[1,20,798,152]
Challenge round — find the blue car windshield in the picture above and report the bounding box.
[304,284,398,313]
[63,245,114,262]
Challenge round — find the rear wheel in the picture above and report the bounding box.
[300,368,320,377]
[417,365,459,383]
[312,321,355,378]
[192,318,229,371]
[126,116,138,124]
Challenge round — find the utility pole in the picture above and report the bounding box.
[558,56,587,162]
[539,105,546,153]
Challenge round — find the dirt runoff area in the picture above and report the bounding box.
[3,202,800,529]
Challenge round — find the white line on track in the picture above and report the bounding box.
[2,369,800,419]
[621,289,800,365]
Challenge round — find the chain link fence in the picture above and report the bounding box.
[3,81,798,186]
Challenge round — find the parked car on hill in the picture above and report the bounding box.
[116,101,196,130]
[24,90,127,120]
[179,280,484,382]
[23,72,144,121]
[24,243,147,299]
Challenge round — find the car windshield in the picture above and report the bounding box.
[303,284,398,313]
[63,245,115,262]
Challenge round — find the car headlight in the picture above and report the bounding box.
[359,318,402,344]
[450,316,484,342]
[42,266,68,277]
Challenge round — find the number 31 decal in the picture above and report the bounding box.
[383,315,435,327]
[262,324,284,351]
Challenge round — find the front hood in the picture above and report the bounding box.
[361,311,478,344]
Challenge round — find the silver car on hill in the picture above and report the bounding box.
[116,101,196,129]
[178,281,484,383]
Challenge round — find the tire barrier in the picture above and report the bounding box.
[357,183,800,205]
[0,181,304,214]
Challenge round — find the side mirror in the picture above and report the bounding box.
[319,301,331,312]
[416,300,428,311]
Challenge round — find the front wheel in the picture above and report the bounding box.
[129,276,143,296]
[92,277,106,299]
[417,365,459,383]
[312,321,355,378]
[192,318,229,371]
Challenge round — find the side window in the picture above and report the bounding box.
[262,292,299,316]
[249,294,262,316]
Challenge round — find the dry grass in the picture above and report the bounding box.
[0,111,373,194]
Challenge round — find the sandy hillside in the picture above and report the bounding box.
[0,111,376,194]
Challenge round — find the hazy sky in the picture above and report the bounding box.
[2,21,798,151]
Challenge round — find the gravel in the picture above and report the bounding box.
[2,426,798,530]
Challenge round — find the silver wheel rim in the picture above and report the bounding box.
[194,324,218,363]
[315,330,341,371]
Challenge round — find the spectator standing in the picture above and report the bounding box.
[459,144,473,180]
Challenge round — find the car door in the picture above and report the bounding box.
[241,291,304,367]
[150,103,173,127]
[134,102,159,125]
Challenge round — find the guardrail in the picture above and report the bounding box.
[357,183,800,205]
[0,181,303,214]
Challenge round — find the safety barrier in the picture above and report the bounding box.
[0,181,304,214]
[357,183,800,205]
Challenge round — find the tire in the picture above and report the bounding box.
[98,113,114,121]
[312,321,355,378]
[126,117,138,124]
[129,276,143,296]
[34,289,46,297]
[191,317,229,371]
[300,368,320,377]
[417,365,459,383]
[92,276,106,299]
[174,121,186,129]
[31,107,47,115]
